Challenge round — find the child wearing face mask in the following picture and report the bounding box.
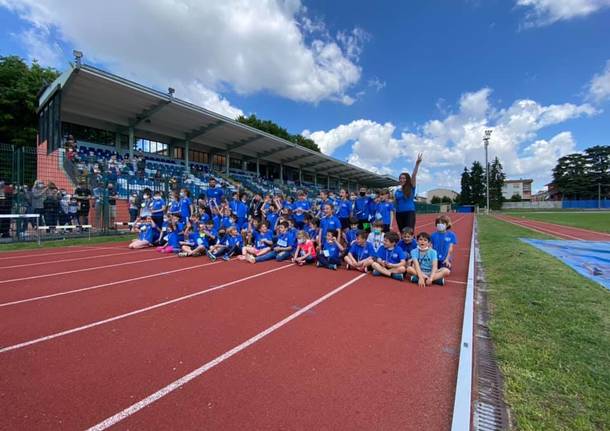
[292,231,316,265]
[407,232,450,286]
[140,190,153,219]
[151,191,166,227]
[367,220,385,254]
[179,188,192,223]
[430,215,457,269]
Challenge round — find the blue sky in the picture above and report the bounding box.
[1,0,609,193]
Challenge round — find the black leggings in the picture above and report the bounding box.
[396,211,416,232]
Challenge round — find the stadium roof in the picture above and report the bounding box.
[39,63,397,188]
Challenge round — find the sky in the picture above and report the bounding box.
[1,0,609,194]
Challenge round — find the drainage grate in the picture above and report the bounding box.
[473,240,510,431]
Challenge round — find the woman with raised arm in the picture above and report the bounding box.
[394,153,422,232]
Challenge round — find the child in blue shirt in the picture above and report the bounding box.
[370,231,407,281]
[407,232,450,286]
[151,190,166,227]
[179,188,192,223]
[342,217,360,247]
[292,192,312,230]
[317,229,344,270]
[156,221,181,253]
[344,230,376,272]
[129,217,160,249]
[319,204,342,247]
[241,221,275,263]
[274,221,296,261]
[207,226,243,261]
[430,215,457,269]
[375,189,395,233]
[336,188,353,230]
[397,227,417,264]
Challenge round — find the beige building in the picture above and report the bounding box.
[426,188,458,203]
[502,179,533,201]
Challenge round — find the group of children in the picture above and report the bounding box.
[128,186,457,286]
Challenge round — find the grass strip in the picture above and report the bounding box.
[0,233,130,252]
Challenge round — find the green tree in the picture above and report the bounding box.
[460,167,472,205]
[0,56,59,147]
[510,193,522,202]
[237,114,320,152]
[584,146,610,198]
[552,153,590,199]
[470,161,486,207]
[441,196,453,204]
[430,195,441,204]
[488,157,506,210]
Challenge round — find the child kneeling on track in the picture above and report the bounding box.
[156,220,181,253]
[274,221,296,261]
[407,232,449,286]
[344,230,376,272]
[129,217,159,249]
[317,229,344,270]
[370,231,407,281]
[292,231,316,266]
[240,221,275,264]
[430,215,457,270]
[207,225,243,261]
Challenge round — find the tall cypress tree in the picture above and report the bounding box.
[470,161,486,207]
[460,167,472,204]
[488,157,506,210]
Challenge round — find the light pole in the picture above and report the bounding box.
[483,129,493,215]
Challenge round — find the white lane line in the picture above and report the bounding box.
[495,216,572,240]
[87,273,367,431]
[508,217,610,239]
[0,254,174,284]
[446,280,467,285]
[0,264,293,354]
[0,246,101,261]
[0,250,149,269]
[0,261,222,308]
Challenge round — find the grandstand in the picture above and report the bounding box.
[37,62,396,206]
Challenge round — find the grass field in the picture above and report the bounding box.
[501,211,610,234]
[478,216,610,431]
[0,233,130,252]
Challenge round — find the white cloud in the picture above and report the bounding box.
[16,27,63,68]
[1,0,365,118]
[516,0,610,26]
[304,89,598,191]
[587,60,610,103]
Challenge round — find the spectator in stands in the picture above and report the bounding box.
[43,183,60,230]
[30,180,47,225]
[74,181,91,226]
[136,155,146,178]
[107,183,117,228]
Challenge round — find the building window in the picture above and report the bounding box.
[136,138,168,156]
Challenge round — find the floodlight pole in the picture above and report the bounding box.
[483,129,493,215]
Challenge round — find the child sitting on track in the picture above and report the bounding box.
[292,231,317,266]
[207,225,243,261]
[344,230,376,272]
[370,231,407,280]
[397,227,417,264]
[274,221,296,261]
[317,229,344,270]
[342,216,360,247]
[241,221,275,263]
[129,217,159,249]
[367,220,385,254]
[430,215,457,270]
[407,232,449,287]
[156,220,181,253]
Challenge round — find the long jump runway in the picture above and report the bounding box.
[0,214,474,430]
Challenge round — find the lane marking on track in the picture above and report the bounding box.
[0,246,105,261]
[494,216,576,240]
[0,254,174,284]
[504,216,610,239]
[0,261,222,308]
[0,264,293,353]
[0,250,151,269]
[86,273,367,431]
[446,280,467,285]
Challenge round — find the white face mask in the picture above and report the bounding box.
[298,239,305,244]
[154,196,161,200]
[436,223,447,232]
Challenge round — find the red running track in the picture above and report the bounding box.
[0,214,473,430]
[494,214,610,241]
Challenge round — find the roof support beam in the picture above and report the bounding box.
[299,159,334,170]
[227,135,263,151]
[130,100,172,127]
[185,120,224,141]
[257,146,293,158]
[280,153,315,165]
[325,167,353,176]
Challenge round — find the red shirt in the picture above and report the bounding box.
[297,240,316,258]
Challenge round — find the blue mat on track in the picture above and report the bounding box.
[521,239,610,290]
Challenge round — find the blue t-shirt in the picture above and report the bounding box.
[354,196,371,220]
[168,200,181,215]
[411,248,438,275]
[138,223,154,243]
[219,216,233,230]
[397,238,417,256]
[293,200,311,222]
[306,226,319,242]
[283,201,294,212]
[223,234,243,248]
[322,242,341,259]
[348,242,377,261]
[376,246,406,265]
[206,187,224,205]
[254,230,273,250]
[431,230,457,262]
[180,197,191,220]
[320,215,341,239]
[395,187,416,212]
[165,230,181,248]
[344,228,359,245]
[337,199,352,218]
[151,197,165,214]
[230,200,248,220]
[267,212,279,230]
[376,201,394,225]
[275,231,295,250]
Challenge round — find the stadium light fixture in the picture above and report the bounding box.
[483,129,493,215]
[73,50,83,66]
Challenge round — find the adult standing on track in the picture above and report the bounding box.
[393,153,422,232]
